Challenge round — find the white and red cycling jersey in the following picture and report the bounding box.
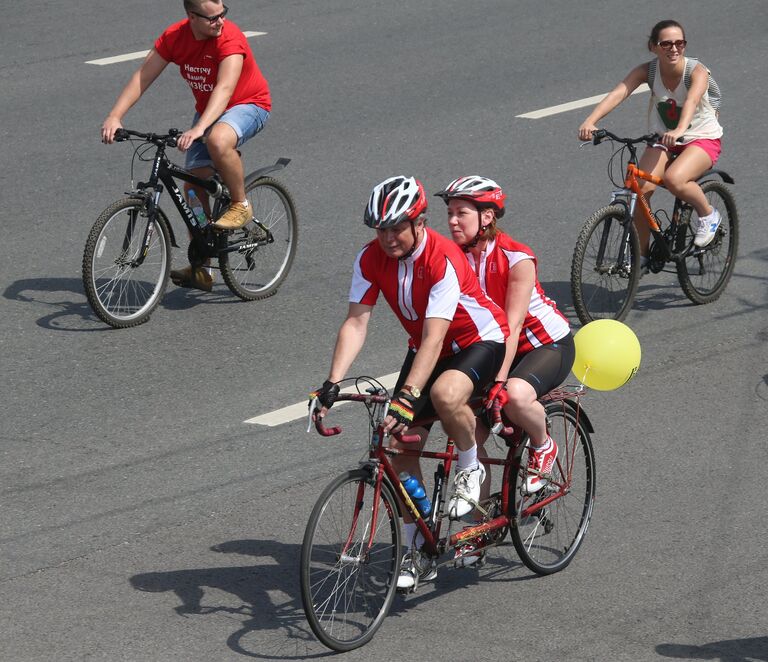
[464,232,570,355]
[349,228,509,358]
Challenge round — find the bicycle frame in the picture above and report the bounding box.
[314,387,591,563]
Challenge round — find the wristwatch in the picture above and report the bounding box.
[401,384,421,399]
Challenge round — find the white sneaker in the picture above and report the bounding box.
[448,464,486,519]
[397,551,437,591]
[694,209,722,248]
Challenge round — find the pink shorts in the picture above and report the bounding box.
[670,138,722,166]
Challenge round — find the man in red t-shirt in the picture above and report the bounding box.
[101,0,271,291]
[310,176,509,590]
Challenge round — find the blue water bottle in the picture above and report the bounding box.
[187,189,208,228]
[399,472,432,517]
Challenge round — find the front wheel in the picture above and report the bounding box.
[676,180,739,304]
[571,205,640,324]
[219,177,298,300]
[510,400,596,575]
[300,469,401,652]
[82,198,171,328]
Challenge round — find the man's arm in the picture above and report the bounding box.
[177,53,244,151]
[101,49,169,143]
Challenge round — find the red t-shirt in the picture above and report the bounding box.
[154,19,271,113]
[464,232,570,355]
[349,228,509,359]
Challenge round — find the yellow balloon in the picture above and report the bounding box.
[572,320,641,391]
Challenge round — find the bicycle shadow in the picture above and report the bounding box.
[129,539,331,660]
[655,636,768,660]
[3,277,242,331]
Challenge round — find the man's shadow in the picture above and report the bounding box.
[656,637,768,661]
[3,276,238,331]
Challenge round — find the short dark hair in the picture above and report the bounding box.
[648,20,685,50]
[183,0,222,13]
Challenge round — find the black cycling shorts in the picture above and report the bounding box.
[394,340,506,425]
[508,332,575,398]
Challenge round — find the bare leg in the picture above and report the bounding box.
[389,427,429,525]
[633,146,669,256]
[429,370,476,451]
[662,146,714,216]
[503,377,548,446]
[206,122,245,202]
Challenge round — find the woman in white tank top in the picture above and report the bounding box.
[578,20,724,261]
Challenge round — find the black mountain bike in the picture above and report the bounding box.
[82,128,298,328]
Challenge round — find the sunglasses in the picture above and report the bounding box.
[657,39,687,51]
[191,4,228,24]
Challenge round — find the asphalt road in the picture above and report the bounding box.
[1,1,767,660]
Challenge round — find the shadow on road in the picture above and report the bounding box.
[656,636,768,661]
[3,276,239,331]
[129,537,534,658]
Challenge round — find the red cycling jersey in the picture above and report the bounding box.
[464,232,570,355]
[349,228,509,358]
[154,19,271,113]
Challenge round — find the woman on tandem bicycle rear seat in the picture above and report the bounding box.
[436,176,574,500]
[577,19,724,273]
[310,175,508,589]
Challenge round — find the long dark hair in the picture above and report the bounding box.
[648,20,685,50]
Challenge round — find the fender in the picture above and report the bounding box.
[562,398,595,434]
[244,157,291,187]
[697,168,735,185]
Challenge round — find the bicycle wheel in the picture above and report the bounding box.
[510,401,596,575]
[571,204,640,325]
[82,198,171,328]
[675,180,739,304]
[300,469,401,652]
[219,177,298,300]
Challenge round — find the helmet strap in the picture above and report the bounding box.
[399,220,420,260]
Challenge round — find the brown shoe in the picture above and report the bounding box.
[213,202,253,230]
[170,265,213,292]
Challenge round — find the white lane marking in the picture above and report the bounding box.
[516,84,650,119]
[245,373,400,427]
[85,32,267,65]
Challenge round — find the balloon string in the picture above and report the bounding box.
[580,365,590,385]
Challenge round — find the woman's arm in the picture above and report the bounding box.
[496,259,536,381]
[578,63,649,140]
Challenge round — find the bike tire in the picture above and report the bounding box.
[676,180,739,304]
[509,401,596,575]
[82,198,171,328]
[300,469,401,652]
[571,204,640,325]
[219,177,298,300]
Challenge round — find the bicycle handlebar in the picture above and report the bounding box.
[591,129,662,147]
[114,128,182,148]
[309,390,515,442]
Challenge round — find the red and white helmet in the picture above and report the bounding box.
[435,176,506,218]
[364,176,428,229]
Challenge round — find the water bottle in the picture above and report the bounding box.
[399,472,431,517]
[187,189,208,228]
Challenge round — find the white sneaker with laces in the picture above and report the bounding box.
[448,464,486,519]
[694,208,722,248]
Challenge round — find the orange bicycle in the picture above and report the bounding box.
[570,129,738,324]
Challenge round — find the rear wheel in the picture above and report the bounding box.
[510,401,596,575]
[676,180,738,304]
[219,177,298,300]
[82,198,171,328]
[300,469,401,652]
[571,205,640,324]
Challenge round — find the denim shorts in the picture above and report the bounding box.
[184,103,270,170]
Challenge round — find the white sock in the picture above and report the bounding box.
[457,446,478,471]
[699,208,716,222]
[531,436,552,451]
[403,522,424,549]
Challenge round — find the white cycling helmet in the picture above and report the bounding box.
[364,176,428,229]
[435,175,506,218]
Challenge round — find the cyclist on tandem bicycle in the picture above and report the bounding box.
[101,0,271,292]
[310,175,509,589]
